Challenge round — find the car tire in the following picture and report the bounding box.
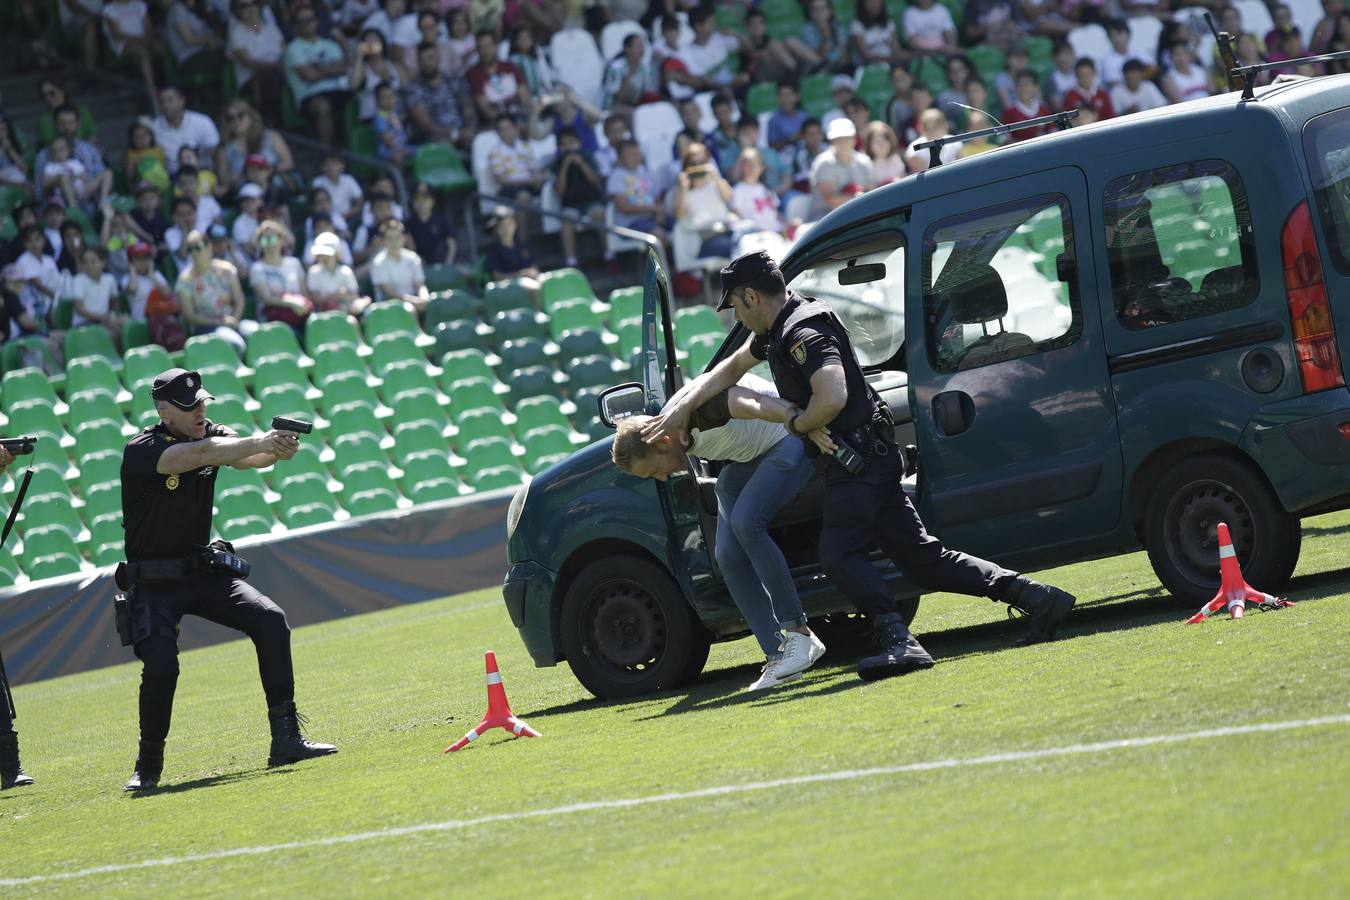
[1144,454,1301,606]
[560,555,711,700]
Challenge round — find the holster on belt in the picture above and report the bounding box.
[112,556,193,647]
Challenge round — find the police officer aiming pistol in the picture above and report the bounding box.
[117,368,336,791]
[0,443,35,790]
[644,251,1076,681]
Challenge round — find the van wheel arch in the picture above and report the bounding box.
[1127,440,1263,538]
[551,539,684,663]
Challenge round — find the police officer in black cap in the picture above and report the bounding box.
[643,250,1076,681]
[118,368,337,791]
[0,444,35,790]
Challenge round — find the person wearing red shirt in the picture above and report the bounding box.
[465,29,530,122]
[1001,70,1054,140]
[1062,57,1115,120]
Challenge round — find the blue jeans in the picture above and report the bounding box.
[713,436,817,657]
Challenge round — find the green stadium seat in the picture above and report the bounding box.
[363,300,431,348]
[400,454,463,502]
[122,318,151,353]
[462,436,516,472]
[7,404,70,446]
[129,389,160,429]
[278,478,339,528]
[19,468,73,503]
[370,333,427,375]
[123,344,174,391]
[75,422,127,463]
[328,405,387,442]
[311,344,368,387]
[3,367,64,415]
[0,546,17,586]
[305,310,367,355]
[379,365,439,406]
[26,548,84,580]
[454,409,513,451]
[0,336,60,376]
[513,396,572,440]
[21,495,86,541]
[522,426,574,472]
[491,308,548,343]
[322,372,384,416]
[217,465,271,502]
[424,263,470,293]
[252,357,313,396]
[509,366,564,401]
[89,517,124,554]
[64,325,121,366]
[185,334,245,373]
[571,385,607,434]
[216,491,275,538]
[483,280,535,316]
[425,290,478,330]
[392,390,451,434]
[449,377,503,417]
[683,332,721,375]
[413,142,475,193]
[439,348,497,385]
[606,286,644,326]
[343,488,400,517]
[538,267,598,313]
[77,452,123,492]
[65,356,131,405]
[81,482,123,529]
[496,337,551,372]
[247,321,309,367]
[68,391,131,433]
[800,72,833,118]
[257,384,319,423]
[332,433,389,476]
[558,329,608,360]
[616,321,643,360]
[674,306,725,348]
[271,451,331,492]
[549,301,606,341]
[433,319,491,356]
[469,465,525,492]
[746,81,777,117]
[207,397,257,434]
[201,367,251,405]
[340,465,403,513]
[565,355,618,394]
[221,514,275,539]
[283,504,340,529]
[394,422,449,464]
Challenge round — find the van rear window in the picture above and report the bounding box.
[1303,107,1350,275]
[1102,160,1258,330]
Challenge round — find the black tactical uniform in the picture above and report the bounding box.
[719,251,1075,680]
[118,368,335,790]
[1,648,34,788]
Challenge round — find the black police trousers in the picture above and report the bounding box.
[0,650,14,733]
[132,571,294,744]
[819,447,1017,617]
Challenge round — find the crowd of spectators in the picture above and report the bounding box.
[1,0,1346,344]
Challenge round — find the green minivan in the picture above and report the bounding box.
[503,74,1350,699]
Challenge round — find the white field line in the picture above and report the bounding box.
[4,712,1348,888]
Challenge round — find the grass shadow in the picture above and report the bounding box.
[128,766,293,797]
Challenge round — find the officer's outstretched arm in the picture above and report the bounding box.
[726,386,794,423]
[640,342,758,443]
[156,432,294,475]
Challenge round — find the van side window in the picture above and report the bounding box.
[1303,107,1350,275]
[922,195,1081,373]
[790,239,906,367]
[1102,160,1258,330]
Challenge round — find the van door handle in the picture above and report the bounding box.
[932,390,973,436]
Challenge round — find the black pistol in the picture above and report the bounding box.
[0,436,39,456]
[271,416,313,435]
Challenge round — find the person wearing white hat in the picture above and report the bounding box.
[808,117,874,220]
[306,230,368,317]
[231,181,266,261]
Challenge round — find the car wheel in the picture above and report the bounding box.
[1144,454,1301,606]
[560,555,711,700]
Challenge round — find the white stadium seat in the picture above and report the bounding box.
[1127,16,1164,65]
[1067,24,1112,64]
[693,91,717,133]
[549,29,605,107]
[1286,0,1323,47]
[633,101,683,170]
[1234,0,1275,42]
[472,130,503,214]
[601,19,646,60]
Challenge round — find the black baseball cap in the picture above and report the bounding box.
[716,249,781,311]
[150,368,214,410]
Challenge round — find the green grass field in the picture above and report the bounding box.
[4,514,1350,897]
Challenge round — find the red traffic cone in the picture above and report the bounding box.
[1184,522,1294,623]
[445,651,541,753]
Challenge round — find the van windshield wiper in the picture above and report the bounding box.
[1231,50,1350,100]
[914,110,1079,170]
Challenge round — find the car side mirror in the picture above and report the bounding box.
[598,382,648,428]
[839,262,886,285]
[1055,253,1075,283]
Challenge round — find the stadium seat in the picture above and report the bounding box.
[496,337,551,373]
[363,300,431,348]
[7,404,71,446]
[216,490,275,526]
[3,367,66,418]
[278,478,339,528]
[201,367,251,405]
[25,541,84,580]
[123,344,174,391]
[394,422,449,464]
[340,465,403,515]
[449,377,503,417]
[220,514,275,539]
[185,334,245,372]
[606,286,643,326]
[392,390,451,434]
[75,422,127,463]
[18,468,72,504]
[424,263,470,293]
[548,28,604,106]
[257,384,319,424]
[522,426,574,472]
[332,433,389,476]
[0,545,17,586]
[88,515,125,564]
[328,405,387,442]
[461,434,516,470]
[616,321,644,360]
[65,356,131,406]
[549,301,606,341]
[271,451,331,492]
[433,319,492,356]
[483,280,535,316]
[305,310,366,355]
[206,397,257,434]
[469,465,525,492]
[0,336,60,376]
[439,348,497,384]
[247,321,309,367]
[64,325,121,366]
[425,290,478,330]
[683,332,721,375]
[252,357,313,397]
[565,354,619,393]
[22,495,86,542]
[538,267,598,313]
[413,142,476,193]
[370,333,428,375]
[379,365,439,406]
[81,482,123,529]
[746,81,777,117]
[558,329,608,360]
[401,454,463,502]
[455,409,513,451]
[217,466,271,505]
[800,72,833,117]
[571,386,609,440]
[322,372,384,416]
[311,344,369,387]
[513,396,572,440]
[674,306,725,347]
[68,391,131,434]
[507,365,565,402]
[491,308,548,343]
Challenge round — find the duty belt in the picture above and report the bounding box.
[843,420,897,456]
[124,555,201,583]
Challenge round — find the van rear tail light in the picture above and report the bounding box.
[1281,201,1344,393]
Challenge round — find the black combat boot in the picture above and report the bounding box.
[124,740,164,792]
[1002,577,1076,646]
[267,702,338,767]
[857,612,936,682]
[1,731,34,789]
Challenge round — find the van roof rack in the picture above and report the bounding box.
[1231,50,1350,100]
[914,109,1078,170]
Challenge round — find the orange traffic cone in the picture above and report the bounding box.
[1184,522,1294,623]
[445,651,541,753]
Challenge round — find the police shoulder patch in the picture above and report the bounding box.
[790,340,807,365]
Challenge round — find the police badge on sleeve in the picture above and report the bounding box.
[790,341,807,365]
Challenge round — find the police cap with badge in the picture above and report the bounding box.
[151,368,214,410]
[716,250,783,311]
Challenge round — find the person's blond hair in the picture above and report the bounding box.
[611,415,656,473]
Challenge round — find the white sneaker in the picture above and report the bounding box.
[775,629,826,679]
[746,658,803,692]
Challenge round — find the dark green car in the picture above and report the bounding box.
[504,75,1350,699]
